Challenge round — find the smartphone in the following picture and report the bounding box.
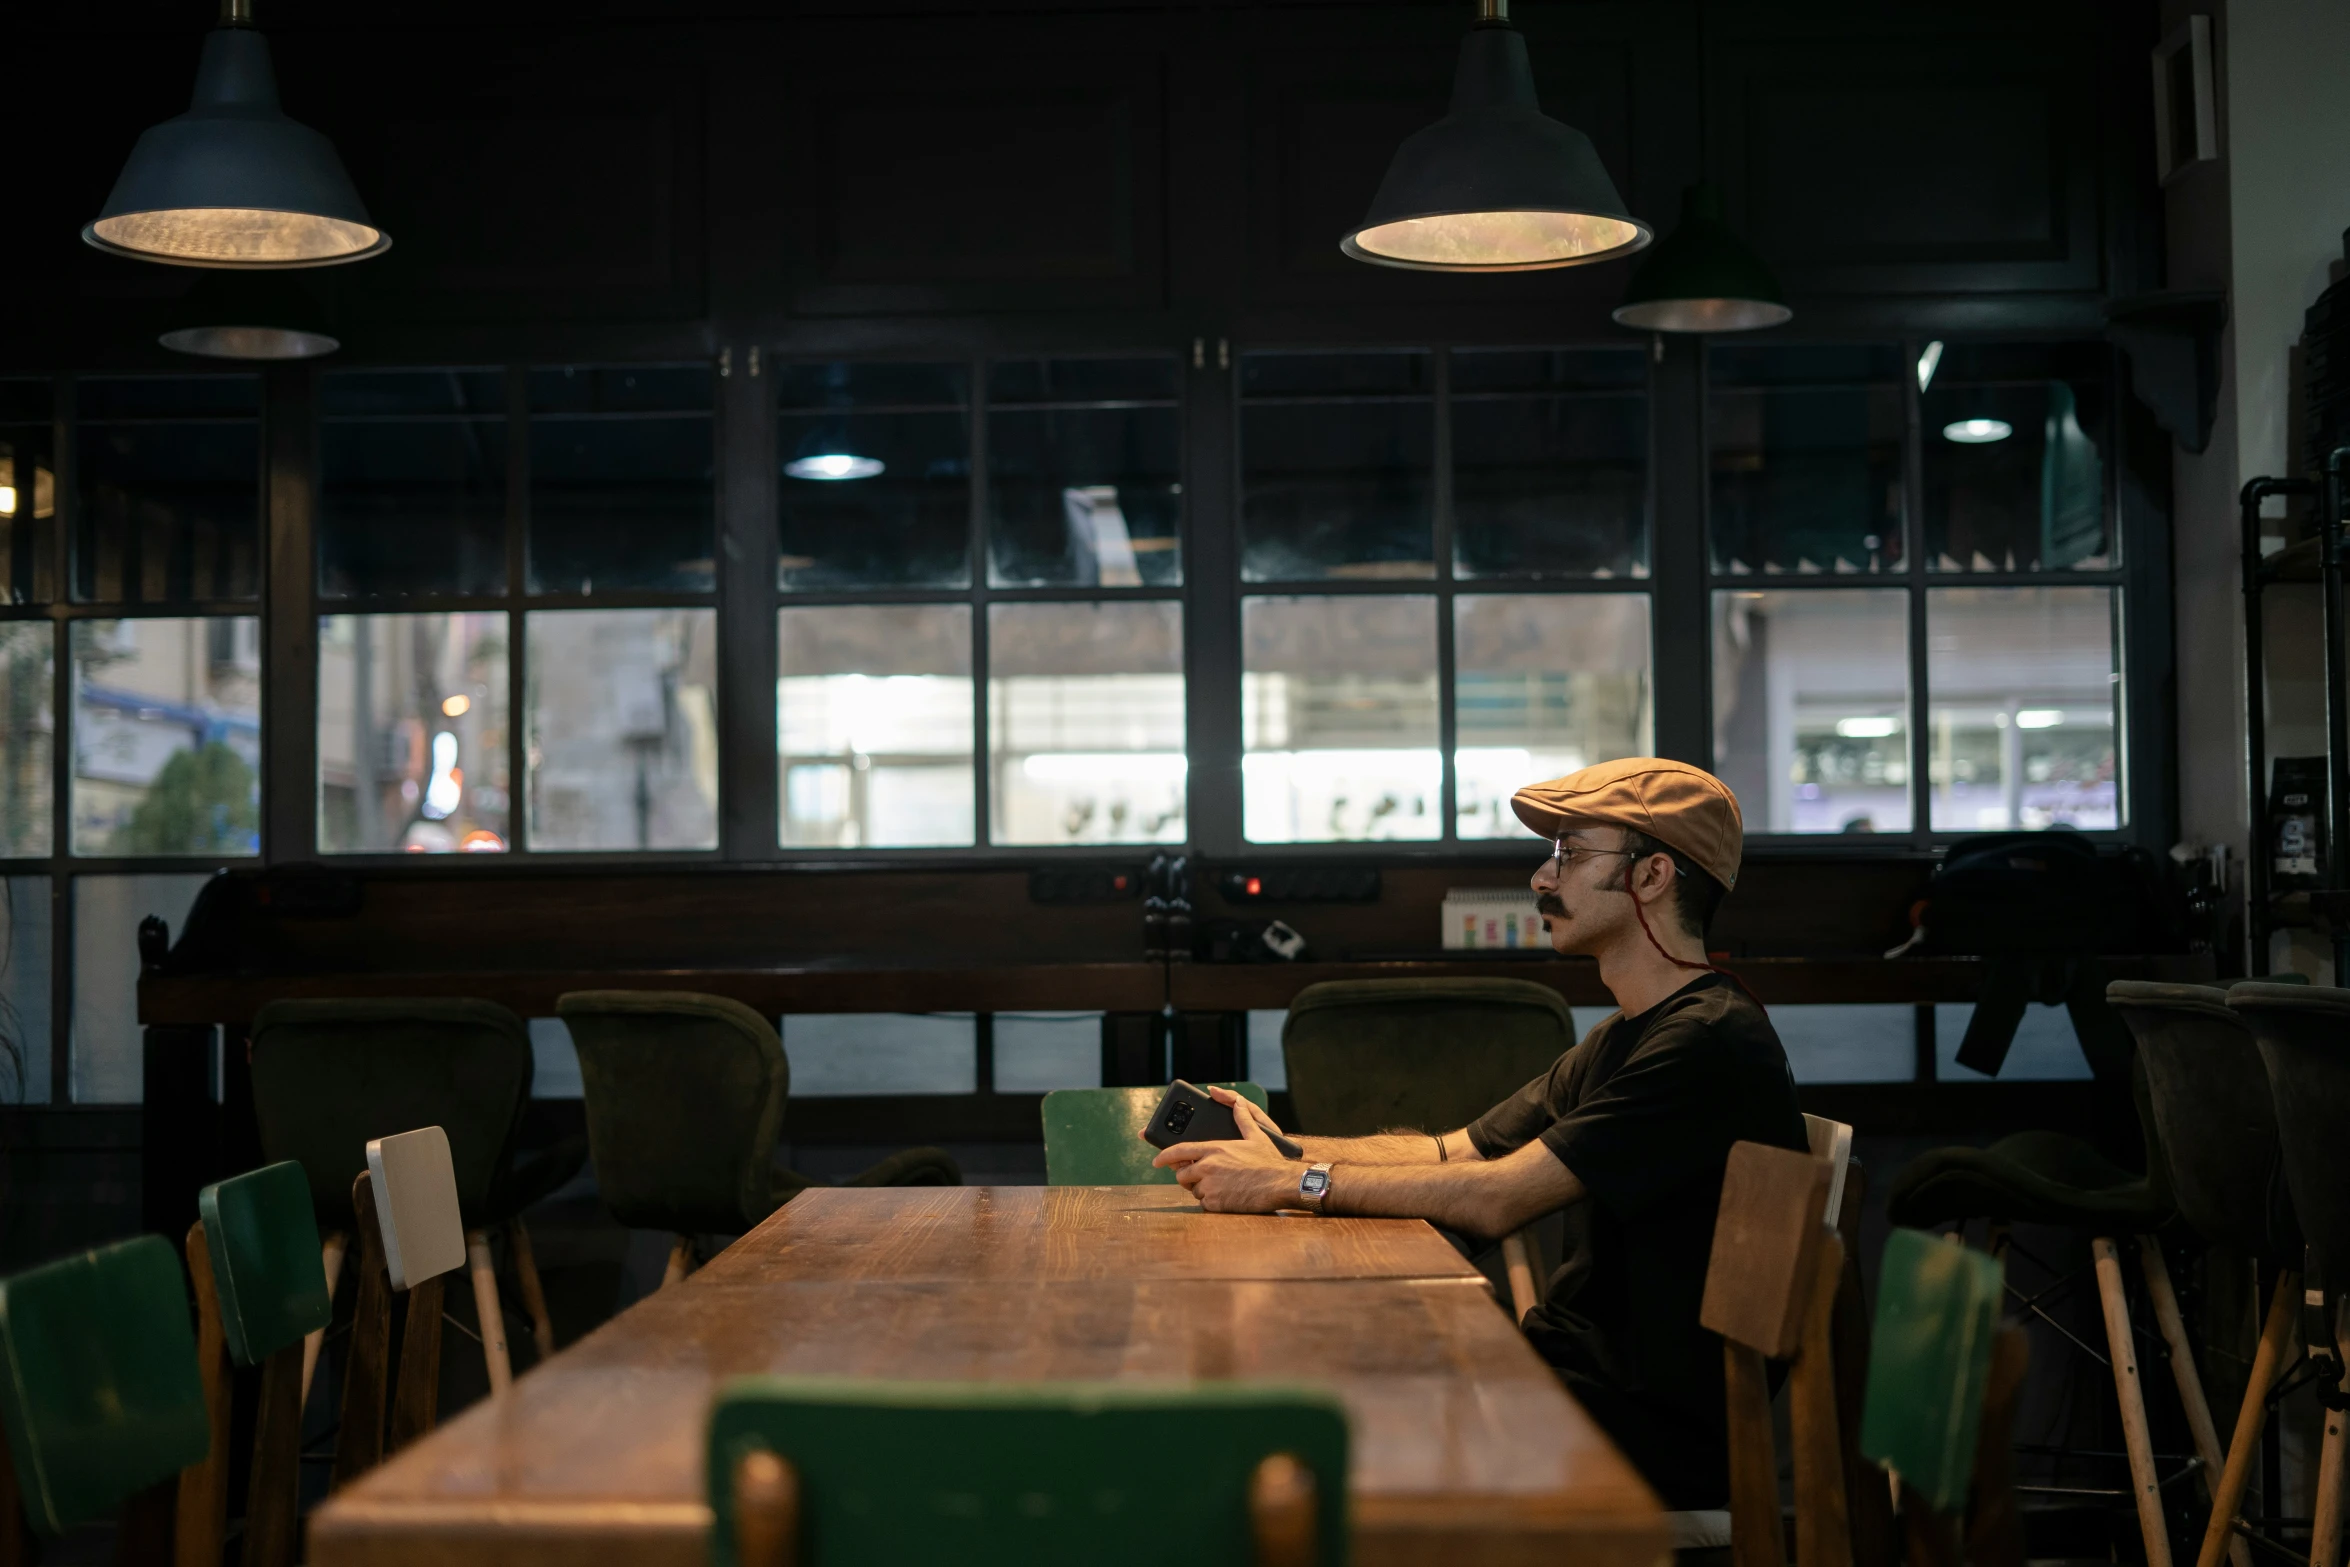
[1141,1079,1305,1158]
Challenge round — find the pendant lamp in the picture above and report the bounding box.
[1610,183,1791,333]
[158,271,338,359]
[85,0,389,269]
[1341,0,1650,273]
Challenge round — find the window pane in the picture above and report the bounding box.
[71,618,261,856]
[1452,348,1647,578]
[779,604,973,848]
[319,613,511,853]
[1934,1003,2091,1079]
[321,369,506,598]
[1241,352,1433,582]
[1454,594,1652,840]
[73,873,210,1103]
[1923,342,2113,571]
[1928,587,2119,832]
[777,361,969,591]
[525,608,718,851]
[1,622,53,855]
[993,1011,1102,1092]
[782,1014,977,1096]
[989,601,1185,846]
[76,376,260,603]
[527,366,714,595]
[0,380,58,604]
[1243,594,1439,842]
[987,357,1180,587]
[1713,590,1912,834]
[1709,346,1903,575]
[1,877,51,1104]
[1773,1005,1915,1083]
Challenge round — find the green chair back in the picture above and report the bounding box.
[706,1377,1349,1567]
[1041,1083,1269,1185]
[250,997,535,1231]
[1280,978,1573,1136]
[559,990,787,1234]
[199,1159,332,1366]
[0,1235,210,1535]
[1858,1227,2004,1514]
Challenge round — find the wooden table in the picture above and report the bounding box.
[309,1188,1666,1567]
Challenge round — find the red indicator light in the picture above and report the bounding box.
[1245,877,1263,896]
[1113,875,1128,891]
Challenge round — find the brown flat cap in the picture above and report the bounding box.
[1511,758,1744,890]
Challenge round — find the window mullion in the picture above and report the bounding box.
[1433,347,1458,844]
[505,366,530,854]
[1903,338,1933,848]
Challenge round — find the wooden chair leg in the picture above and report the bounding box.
[241,1342,304,1567]
[1791,1231,1852,1567]
[1500,1228,1541,1323]
[1899,1487,1963,1567]
[2196,1270,2302,1567]
[1726,1339,1785,1567]
[508,1219,557,1361]
[299,1229,348,1409]
[175,1221,233,1567]
[115,1477,177,1566]
[332,1172,393,1490]
[1964,1324,2031,1567]
[1249,1452,1317,1567]
[662,1235,697,1289]
[1830,1165,1895,1567]
[2090,1237,2175,1567]
[387,1273,446,1456]
[732,1449,800,1567]
[2139,1237,2251,1567]
[2312,1302,2346,1567]
[466,1229,513,1394]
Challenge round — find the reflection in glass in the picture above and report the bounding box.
[1,380,58,604]
[71,618,261,856]
[1241,352,1433,582]
[1709,346,1903,575]
[73,873,210,1103]
[1713,590,1911,834]
[0,878,50,1103]
[779,604,973,848]
[527,366,714,595]
[1928,587,2119,832]
[990,601,1185,846]
[988,358,1180,587]
[525,609,718,851]
[1452,349,1648,578]
[76,377,261,603]
[778,362,970,591]
[318,614,510,854]
[1454,594,1651,839]
[1243,595,1439,842]
[1923,344,2112,571]
[0,623,52,855]
[321,370,506,598]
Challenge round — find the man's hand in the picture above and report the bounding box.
[1150,1093,1301,1212]
[1204,1084,1287,1140]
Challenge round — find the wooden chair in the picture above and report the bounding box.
[1040,1082,1269,1185]
[331,1127,473,1488]
[1697,1139,1846,1567]
[706,1377,1349,1566]
[0,1235,211,1567]
[1804,1115,1897,1567]
[1279,976,1573,1320]
[1857,1227,2028,1567]
[180,1159,335,1567]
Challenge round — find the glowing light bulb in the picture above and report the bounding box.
[442,693,471,717]
[785,454,885,481]
[1942,418,2013,445]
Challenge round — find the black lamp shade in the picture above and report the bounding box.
[1341,21,1650,272]
[1611,183,1790,333]
[84,26,388,269]
[158,271,339,359]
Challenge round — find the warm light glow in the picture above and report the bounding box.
[459,830,507,853]
[89,207,384,267]
[785,453,885,481]
[2015,710,2065,729]
[1348,210,1645,271]
[442,693,472,717]
[1942,418,2014,445]
[1611,296,1793,333]
[1834,716,1901,739]
[0,487,13,518]
[1916,340,1944,394]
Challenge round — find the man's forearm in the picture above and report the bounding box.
[1290,1130,1453,1165]
[1320,1147,1581,1240]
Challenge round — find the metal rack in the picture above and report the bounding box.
[2242,448,2350,977]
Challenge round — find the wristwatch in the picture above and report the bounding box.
[1297,1162,1334,1216]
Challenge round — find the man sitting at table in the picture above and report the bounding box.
[1154,757,1807,1515]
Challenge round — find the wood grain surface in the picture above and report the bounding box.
[308,1190,1664,1567]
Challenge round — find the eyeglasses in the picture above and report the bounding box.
[1550,839,1638,872]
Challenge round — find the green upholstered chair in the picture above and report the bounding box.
[705,1377,1349,1567]
[1859,1228,2007,1515]
[556,991,962,1286]
[248,997,585,1389]
[1041,1083,1269,1185]
[0,1235,208,1553]
[1280,977,1575,1320]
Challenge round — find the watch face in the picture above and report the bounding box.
[1301,1170,1330,1196]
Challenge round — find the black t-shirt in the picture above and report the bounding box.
[1465,972,1807,1509]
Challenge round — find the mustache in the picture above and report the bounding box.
[1535,893,1567,917]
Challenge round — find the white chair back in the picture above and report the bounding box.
[1803,1112,1854,1228]
[367,1125,468,1291]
